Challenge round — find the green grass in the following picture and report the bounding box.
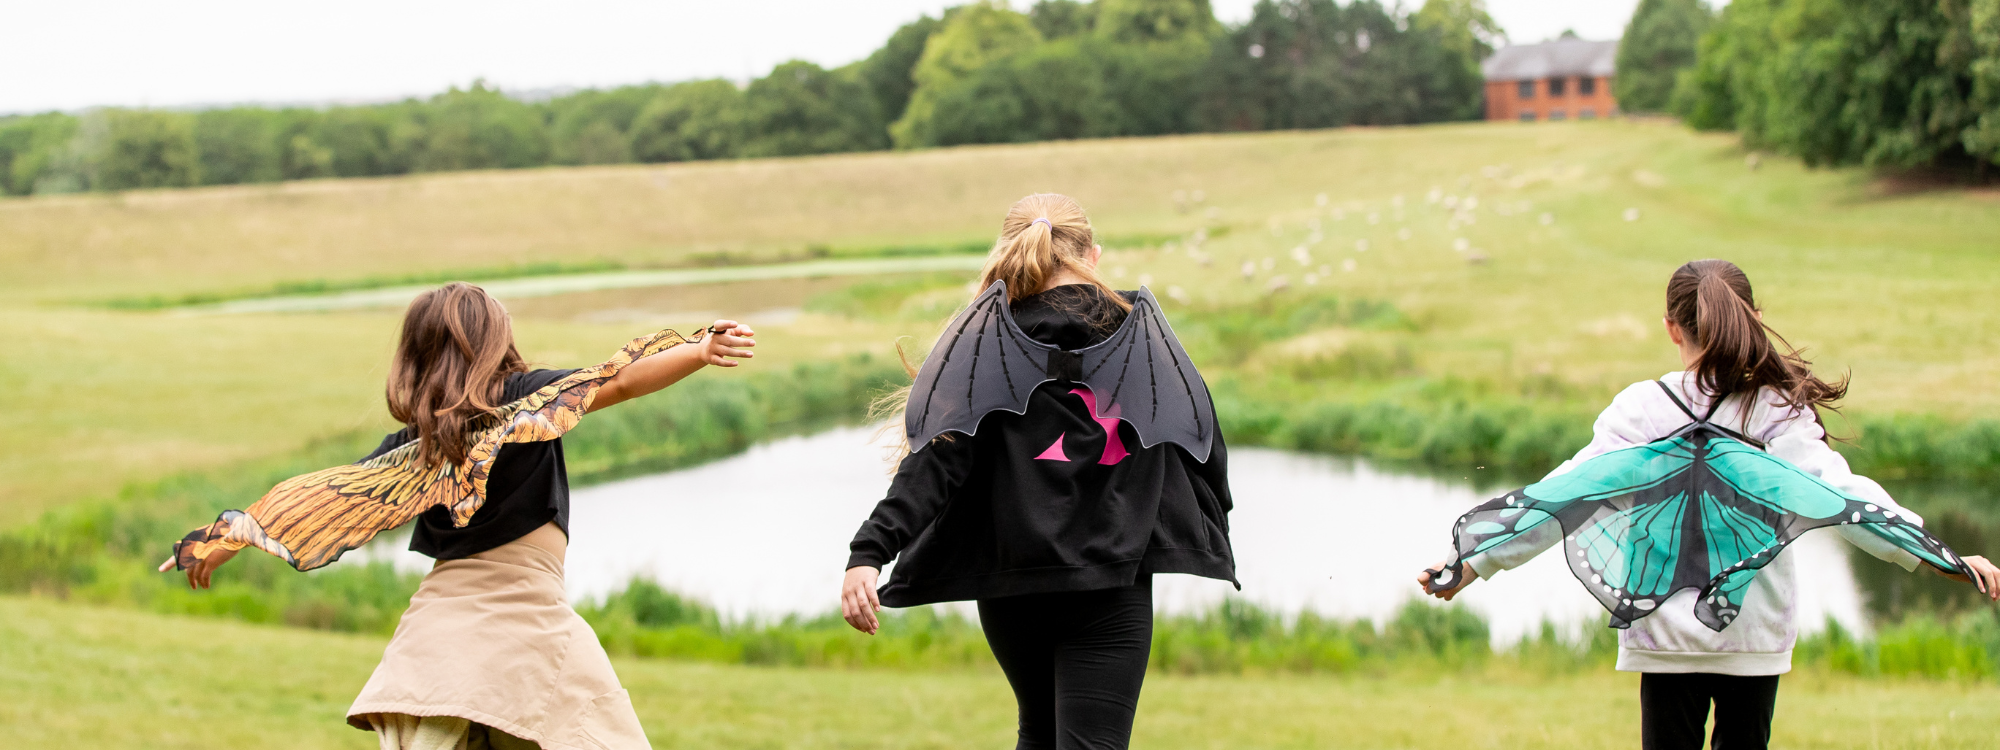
[9,595,2000,749]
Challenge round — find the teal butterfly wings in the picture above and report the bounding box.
[1427,383,1974,632]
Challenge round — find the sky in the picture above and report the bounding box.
[2,1,1659,115]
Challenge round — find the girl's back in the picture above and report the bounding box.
[1473,371,1925,674]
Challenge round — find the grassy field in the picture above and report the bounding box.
[7,119,1999,524]
[7,595,1999,749]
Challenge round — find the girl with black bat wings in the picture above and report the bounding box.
[841,193,1237,750]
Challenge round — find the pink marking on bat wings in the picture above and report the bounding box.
[1069,387,1129,465]
[1034,433,1070,461]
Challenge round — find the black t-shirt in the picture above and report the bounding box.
[361,368,579,560]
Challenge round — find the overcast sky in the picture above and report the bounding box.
[3,0,1660,115]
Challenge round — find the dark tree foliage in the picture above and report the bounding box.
[95,109,200,190]
[413,82,551,172]
[1678,0,2000,171]
[549,85,661,165]
[739,61,888,156]
[858,15,945,130]
[192,109,281,185]
[0,0,1510,195]
[1096,0,1220,43]
[1201,0,1492,131]
[1031,0,1098,38]
[1616,0,1713,113]
[629,80,745,162]
[0,113,80,195]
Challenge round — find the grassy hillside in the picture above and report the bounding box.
[6,120,1999,523]
[5,595,1998,749]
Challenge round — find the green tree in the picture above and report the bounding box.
[1202,0,1489,130]
[1616,0,1714,113]
[630,80,745,162]
[1096,0,1219,43]
[892,2,1043,148]
[93,109,200,190]
[1677,0,1992,169]
[923,38,1124,145]
[1031,0,1097,39]
[0,113,80,195]
[1964,0,2000,169]
[315,104,419,178]
[412,81,551,172]
[739,61,889,156]
[192,108,281,185]
[858,15,945,132]
[547,85,661,165]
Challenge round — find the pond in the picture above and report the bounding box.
[349,426,1889,646]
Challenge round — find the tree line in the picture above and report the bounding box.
[1617,0,2000,174]
[0,0,1498,196]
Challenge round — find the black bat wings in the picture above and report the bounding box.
[904,280,1217,462]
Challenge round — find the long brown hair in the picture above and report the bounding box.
[1665,260,1846,421]
[386,282,528,467]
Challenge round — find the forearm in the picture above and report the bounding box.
[589,341,708,413]
[589,322,754,413]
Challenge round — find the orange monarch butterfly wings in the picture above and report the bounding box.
[170,328,702,573]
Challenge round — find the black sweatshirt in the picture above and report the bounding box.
[363,368,579,560]
[847,285,1238,607]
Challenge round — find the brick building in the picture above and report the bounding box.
[1481,33,1619,122]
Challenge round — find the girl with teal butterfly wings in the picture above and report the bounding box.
[1416,260,2000,750]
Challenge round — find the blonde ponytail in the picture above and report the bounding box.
[875,193,1131,464]
[978,193,1130,312]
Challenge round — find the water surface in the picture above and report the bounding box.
[539,427,1873,645]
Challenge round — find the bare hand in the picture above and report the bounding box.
[703,320,756,367]
[841,566,882,635]
[1416,559,1477,602]
[158,547,239,590]
[1939,555,2000,600]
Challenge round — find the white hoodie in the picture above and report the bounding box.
[1465,372,1923,675]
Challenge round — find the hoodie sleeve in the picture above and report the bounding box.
[1762,407,1924,572]
[846,435,979,570]
[1466,382,1662,579]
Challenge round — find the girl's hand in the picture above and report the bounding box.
[1417,559,1478,601]
[156,547,240,590]
[1938,555,2000,600]
[703,320,755,367]
[841,566,882,635]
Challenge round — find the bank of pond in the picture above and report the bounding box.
[2,358,1997,680]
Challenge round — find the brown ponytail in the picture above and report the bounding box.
[977,193,1130,314]
[1665,260,1846,423]
[386,282,529,467]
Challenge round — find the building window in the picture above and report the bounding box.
[1548,77,1568,96]
[1519,112,1537,122]
[1549,110,1568,121]
[1579,76,1597,96]
[1580,108,1597,120]
[1518,80,1534,99]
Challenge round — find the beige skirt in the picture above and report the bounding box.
[348,522,650,750]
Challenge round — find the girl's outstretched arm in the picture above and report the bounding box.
[589,320,755,413]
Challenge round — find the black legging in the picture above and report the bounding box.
[978,582,1153,750]
[1641,672,1780,750]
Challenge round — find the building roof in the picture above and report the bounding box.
[1482,35,1619,81]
